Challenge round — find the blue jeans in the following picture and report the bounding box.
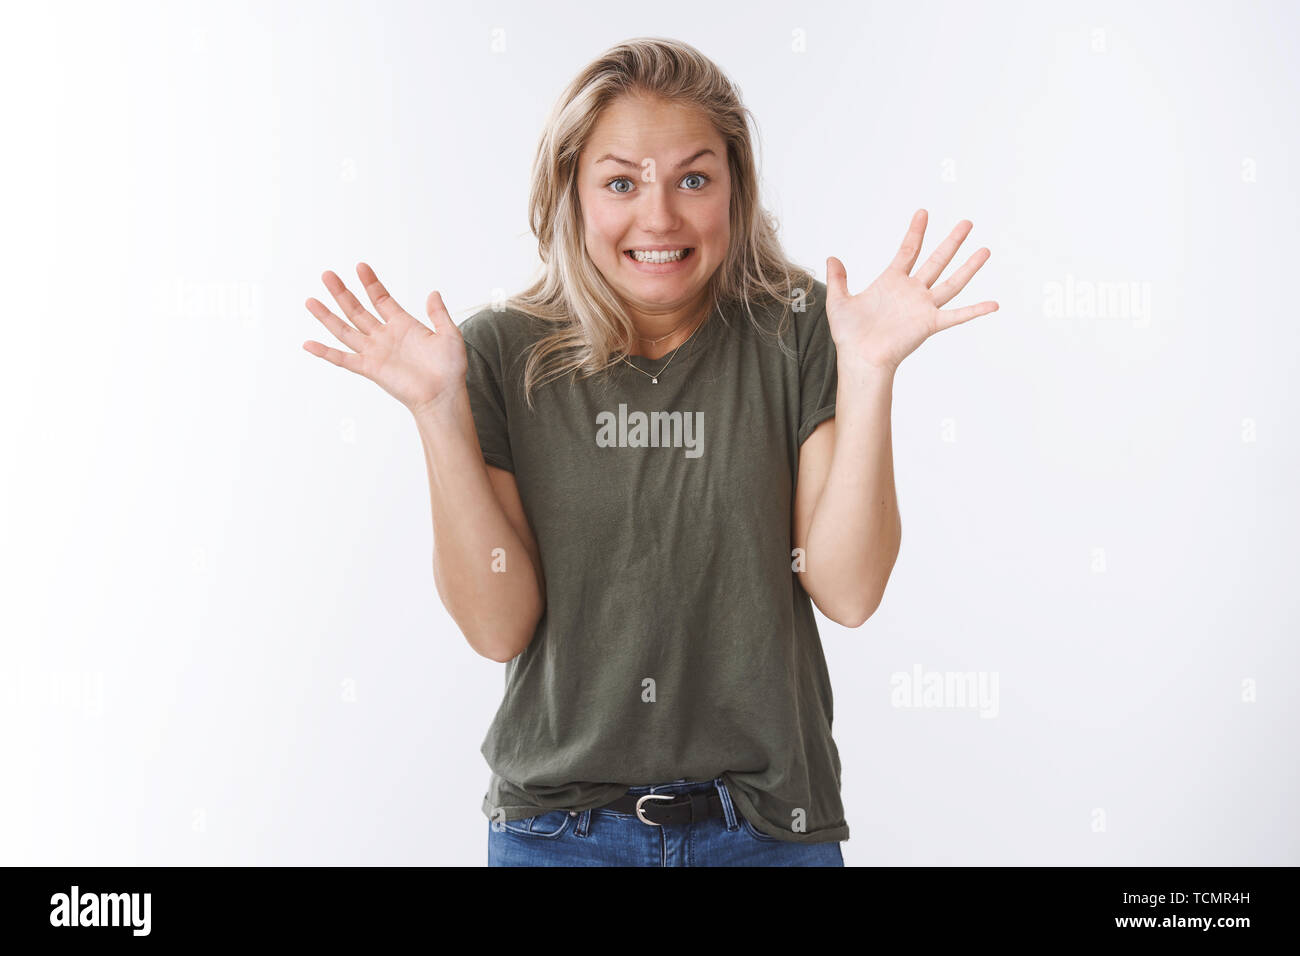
[488,776,844,867]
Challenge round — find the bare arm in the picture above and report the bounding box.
[795,210,998,626]
[794,372,901,629]
[303,262,543,662]
[413,390,544,661]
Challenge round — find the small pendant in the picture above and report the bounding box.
[651,377,658,384]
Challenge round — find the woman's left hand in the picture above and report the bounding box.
[826,209,999,374]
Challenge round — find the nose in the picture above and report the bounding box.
[639,178,682,235]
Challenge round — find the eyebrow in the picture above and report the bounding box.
[593,148,718,170]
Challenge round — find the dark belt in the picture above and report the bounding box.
[595,788,725,826]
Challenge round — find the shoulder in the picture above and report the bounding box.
[738,278,830,357]
[456,304,541,349]
[791,278,830,350]
[457,305,548,368]
[728,277,827,331]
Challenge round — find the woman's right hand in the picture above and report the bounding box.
[303,262,467,414]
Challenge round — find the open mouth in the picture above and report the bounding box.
[624,248,694,264]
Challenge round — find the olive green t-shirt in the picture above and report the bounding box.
[459,279,847,844]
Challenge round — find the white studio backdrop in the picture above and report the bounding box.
[1,0,1295,866]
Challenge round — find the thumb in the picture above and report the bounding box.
[426,290,455,334]
[825,256,850,308]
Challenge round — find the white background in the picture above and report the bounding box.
[2,0,1295,865]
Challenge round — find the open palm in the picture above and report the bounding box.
[302,263,467,413]
[826,209,999,373]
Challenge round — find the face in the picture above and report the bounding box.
[577,94,731,327]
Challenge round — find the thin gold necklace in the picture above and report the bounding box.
[637,313,695,346]
[618,313,707,385]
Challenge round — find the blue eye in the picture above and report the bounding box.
[605,172,711,194]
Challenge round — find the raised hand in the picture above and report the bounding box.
[302,263,467,413]
[825,209,999,373]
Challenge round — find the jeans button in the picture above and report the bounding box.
[569,811,577,816]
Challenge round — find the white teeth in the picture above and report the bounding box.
[629,248,689,263]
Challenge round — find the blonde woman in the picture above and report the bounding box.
[303,37,997,867]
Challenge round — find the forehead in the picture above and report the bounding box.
[583,95,724,157]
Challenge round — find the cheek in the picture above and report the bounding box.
[583,202,627,258]
[702,200,730,252]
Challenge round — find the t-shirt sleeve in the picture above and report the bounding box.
[796,289,838,447]
[460,316,515,473]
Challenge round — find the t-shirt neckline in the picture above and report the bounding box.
[619,308,725,372]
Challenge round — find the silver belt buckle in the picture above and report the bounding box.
[635,792,674,826]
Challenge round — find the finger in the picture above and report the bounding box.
[426,290,456,335]
[931,247,991,307]
[888,209,928,274]
[936,300,999,333]
[305,296,366,352]
[825,256,851,311]
[302,339,365,374]
[915,220,972,289]
[321,270,383,333]
[356,262,410,324]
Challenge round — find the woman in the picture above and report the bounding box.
[302,37,997,867]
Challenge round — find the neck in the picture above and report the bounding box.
[625,295,711,360]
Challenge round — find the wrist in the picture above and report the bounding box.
[838,355,896,388]
[409,387,468,423]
